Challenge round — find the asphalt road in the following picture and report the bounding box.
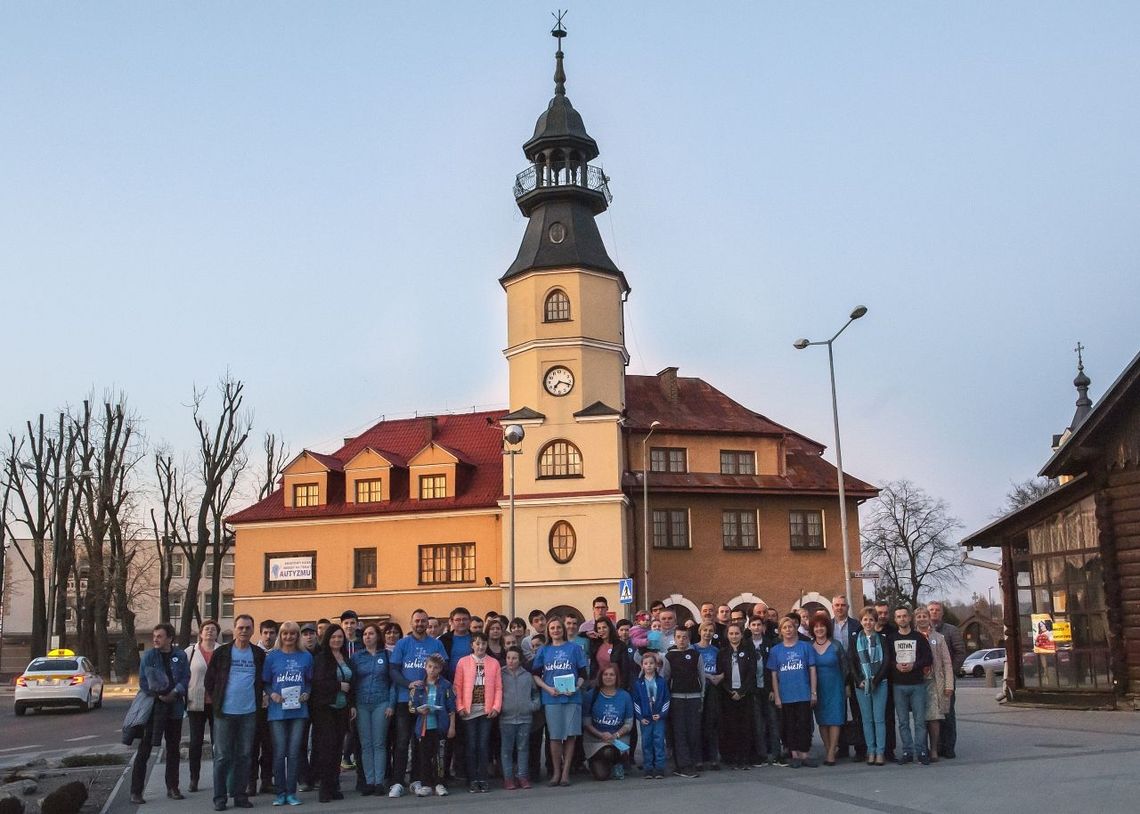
[0,693,132,770]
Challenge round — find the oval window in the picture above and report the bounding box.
[549,521,577,564]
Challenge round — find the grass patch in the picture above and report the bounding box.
[59,754,127,768]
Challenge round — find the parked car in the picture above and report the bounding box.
[961,647,1006,678]
[14,649,105,715]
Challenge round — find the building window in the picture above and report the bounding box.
[649,447,687,473]
[205,552,234,579]
[538,440,583,478]
[549,521,577,563]
[653,509,689,549]
[355,478,383,503]
[169,592,183,623]
[293,482,319,507]
[789,510,825,550]
[354,548,378,589]
[722,510,759,549]
[264,551,317,592]
[720,451,756,475]
[168,552,184,578]
[544,289,571,322]
[202,591,235,620]
[419,474,447,499]
[418,543,476,585]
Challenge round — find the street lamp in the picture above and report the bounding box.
[503,424,525,620]
[641,420,661,609]
[794,305,867,606]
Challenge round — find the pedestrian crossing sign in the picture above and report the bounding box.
[618,577,634,605]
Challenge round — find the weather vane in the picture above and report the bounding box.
[551,9,567,42]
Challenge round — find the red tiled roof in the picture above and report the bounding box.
[625,374,824,451]
[304,450,344,472]
[228,411,507,524]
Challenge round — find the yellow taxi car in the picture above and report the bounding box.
[14,649,105,715]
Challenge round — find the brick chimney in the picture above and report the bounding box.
[656,366,680,403]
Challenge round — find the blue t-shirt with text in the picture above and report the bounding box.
[391,635,449,702]
[766,640,817,704]
[262,649,313,721]
[532,641,588,705]
[587,689,633,734]
[223,644,257,715]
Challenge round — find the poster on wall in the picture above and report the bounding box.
[1052,619,1073,650]
[1031,613,1056,654]
[269,555,314,581]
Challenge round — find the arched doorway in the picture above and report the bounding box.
[546,604,583,624]
[662,594,700,627]
[797,592,833,618]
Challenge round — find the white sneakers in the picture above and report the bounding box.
[388,783,405,798]
[414,786,432,798]
[390,779,446,798]
[434,785,449,797]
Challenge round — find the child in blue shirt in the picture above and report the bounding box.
[632,651,670,778]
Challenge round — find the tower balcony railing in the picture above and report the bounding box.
[513,163,612,204]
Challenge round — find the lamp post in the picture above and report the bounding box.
[503,425,525,620]
[794,305,867,606]
[641,420,661,610]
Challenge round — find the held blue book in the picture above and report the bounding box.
[553,674,577,695]
[613,739,630,753]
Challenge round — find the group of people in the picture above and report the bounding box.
[125,594,966,808]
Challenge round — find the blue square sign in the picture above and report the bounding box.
[618,578,634,605]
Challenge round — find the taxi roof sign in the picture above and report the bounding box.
[47,648,76,657]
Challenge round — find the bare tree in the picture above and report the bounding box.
[179,377,250,643]
[994,477,1058,518]
[3,414,75,657]
[72,398,145,677]
[151,450,192,624]
[860,479,966,609]
[259,433,289,500]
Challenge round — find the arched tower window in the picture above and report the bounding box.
[538,440,583,478]
[549,521,577,564]
[544,289,571,322]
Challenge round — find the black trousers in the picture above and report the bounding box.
[250,706,273,789]
[414,731,443,787]
[132,705,184,795]
[392,705,417,785]
[670,697,702,771]
[838,679,867,756]
[187,706,214,784]
[310,705,349,793]
[780,701,813,753]
[884,681,896,757]
[719,693,753,767]
[527,708,554,779]
[700,684,720,765]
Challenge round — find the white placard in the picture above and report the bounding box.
[269,556,313,581]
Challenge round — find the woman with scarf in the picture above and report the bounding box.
[849,607,890,766]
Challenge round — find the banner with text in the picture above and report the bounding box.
[269,556,314,581]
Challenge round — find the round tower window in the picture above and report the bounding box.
[549,521,576,564]
[548,222,566,244]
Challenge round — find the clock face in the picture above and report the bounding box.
[544,366,574,396]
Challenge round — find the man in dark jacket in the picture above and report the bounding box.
[205,614,265,811]
[886,607,933,765]
[130,623,191,804]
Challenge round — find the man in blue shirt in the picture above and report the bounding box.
[205,614,265,811]
[387,609,448,798]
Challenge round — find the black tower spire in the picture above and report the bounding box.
[1070,342,1093,430]
[502,14,626,288]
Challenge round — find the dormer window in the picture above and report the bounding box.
[355,478,383,504]
[293,483,319,507]
[419,474,447,499]
[538,440,583,478]
[544,289,571,322]
[720,450,756,475]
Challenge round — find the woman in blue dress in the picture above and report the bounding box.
[810,611,850,766]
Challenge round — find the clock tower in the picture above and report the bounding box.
[499,20,631,614]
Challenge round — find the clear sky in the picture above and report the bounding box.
[3,2,1138,603]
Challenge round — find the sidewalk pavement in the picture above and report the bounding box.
[132,688,1140,814]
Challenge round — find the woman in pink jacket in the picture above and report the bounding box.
[453,632,502,792]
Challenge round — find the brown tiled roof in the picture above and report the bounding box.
[625,374,824,451]
[304,451,345,472]
[228,410,507,524]
[624,373,874,498]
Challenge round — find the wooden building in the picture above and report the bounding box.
[961,350,1140,707]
